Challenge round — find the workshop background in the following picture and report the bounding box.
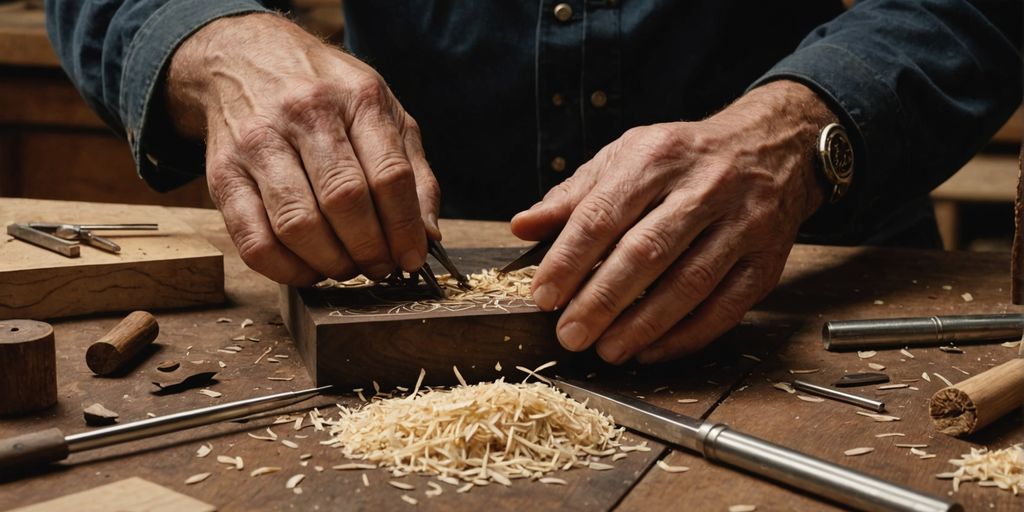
[0,0,1020,251]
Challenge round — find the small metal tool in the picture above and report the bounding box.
[28,222,159,255]
[792,379,886,412]
[823,314,1024,351]
[0,385,331,474]
[7,223,80,257]
[552,378,958,512]
[833,372,890,388]
[500,239,554,273]
[427,239,470,288]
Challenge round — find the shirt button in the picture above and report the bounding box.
[552,93,565,107]
[551,156,567,172]
[590,90,608,108]
[553,3,573,22]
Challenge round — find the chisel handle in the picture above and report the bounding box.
[0,428,69,474]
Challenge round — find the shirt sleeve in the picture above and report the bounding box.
[750,0,1022,243]
[46,0,272,192]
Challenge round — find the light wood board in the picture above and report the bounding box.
[10,476,216,512]
[0,198,224,319]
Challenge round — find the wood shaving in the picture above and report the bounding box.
[320,363,623,487]
[268,376,295,381]
[943,444,1022,495]
[588,462,614,471]
[788,368,820,375]
[878,384,909,390]
[425,481,443,497]
[612,453,628,461]
[1002,341,1021,348]
[539,477,567,485]
[248,432,276,441]
[875,433,905,438]
[216,317,231,323]
[676,398,699,404]
[241,318,254,328]
[334,463,377,470]
[281,440,299,449]
[196,443,212,458]
[901,348,915,359]
[185,472,211,485]
[856,411,901,422]
[939,346,964,354]
[232,335,246,341]
[250,466,281,477]
[933,373,953,387]
[729,506,757,512]
[362,473,370,487]
[921,372,931,382]
[218,361,227,368]
[918,454,937,460]
[741,354,761,362]
[844,447,874,456]
[401,495,418,505]
[796,395,825,403]
[389,480,415,490]
[217,455,243,470]
[217,349,239,354]
[910,448,929,456]
[285,474,305,489]
[198,389,222,398]
[254,347,273,364]
[495,361,502,372]
[960,292,973,302]
[771,382,796,394]
[867,363,886,371]
[857,351,877,359]
[299,453,313,460]
[656,460,689,473]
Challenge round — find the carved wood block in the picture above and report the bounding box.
[281,248,569,388]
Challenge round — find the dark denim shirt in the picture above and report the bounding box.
[47,0,1022,244]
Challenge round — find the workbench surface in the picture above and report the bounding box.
[1,203,1020,511]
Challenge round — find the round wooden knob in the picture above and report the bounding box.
[0,319,57,416]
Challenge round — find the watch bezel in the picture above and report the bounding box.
[818,123,854,203]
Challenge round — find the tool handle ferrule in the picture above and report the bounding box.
[0,428,69,474]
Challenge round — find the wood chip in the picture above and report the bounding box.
[268,376,295,381]
[495,361,502,371]
[788,368,820,375]
[1002,340,1022,348]
[612,453,628,461]
[156,360,180,372]
[960,292,973,302]
[250,466,281,477]
[878,384,909,390]
[333,463,377,470]
[185,472,212,485]
[771,382,796,394]
[83,403,119,426]
[285,474,305,489]
[656,460,689,473]
[933,373,953,387]
[241,318,254,328]
[901,348,915,359]
[857,351,877,359]
[196,443,213,458]
[728,506,757,512]
[856,411,901,422]
[198,389,222,398]
[217,455,243,470]
[918,454,937,459]
[254,346,273,364]
[910,448,929,456]
[389,480,415,490]
[874,433,905,438]
[796,395,825,403]
[741,353,761,362]
[921,372,931,382]
[362,473,370,487]
[425,481,443,497]
[867,362,886,371]
[281,439,299,449]
[401,495,418,505]
[232,335,246,341]
[844,447,874,456]
[895,444,929,449]
[248,432,276,441]
[216,317,232,323]
[676,398,699,404]
[539,477,567,485]
[456,483,473,493]
[939,346,964,354]
[588,462,615,471]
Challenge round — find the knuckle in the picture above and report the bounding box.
[237,123,287,163]
[671,259,719,300]
[234,229,275,271]
[623,227,675,267]
[625,313,664,348]
[271,203,320,241]
[585,282,621,317]
[281,82,338,128]
[319,172,369,212]
[349,76,388,112]
[370,154,415,191]
[574,195,619,243]
[385,213,422,237]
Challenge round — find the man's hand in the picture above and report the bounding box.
[166,14,440,285]
[511,80,836,364]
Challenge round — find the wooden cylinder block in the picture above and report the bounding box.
[929,358,1024,437]
[0,319,57,415]
[86,311,159,376]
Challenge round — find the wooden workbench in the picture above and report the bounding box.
[0,202,1021,511]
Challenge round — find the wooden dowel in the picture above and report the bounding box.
[928,358,1024,437]
[0,320,57,415]
[86,311,159,376]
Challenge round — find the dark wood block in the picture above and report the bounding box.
[281,247,569,388]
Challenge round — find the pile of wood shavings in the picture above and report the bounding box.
[938,444,1023,495]
[319,363,628,489]
[437,266,536,300]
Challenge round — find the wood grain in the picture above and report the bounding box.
[0,199,224,319]
[86,311,159,376]
[930,358,1024,436]
[0,319,55,415]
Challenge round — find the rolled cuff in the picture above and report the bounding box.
[121,0,270,192]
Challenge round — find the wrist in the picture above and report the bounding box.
[715,80,840,221]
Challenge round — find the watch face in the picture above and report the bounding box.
[825,128,854,181]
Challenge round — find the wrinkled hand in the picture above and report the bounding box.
[166,14,439,285]
[511,81,836,364]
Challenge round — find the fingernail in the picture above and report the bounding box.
[597,340,625,364]
[558,321,589,351]
[533,283,559,310]
[400,250,423,271]
[368,263,393,279]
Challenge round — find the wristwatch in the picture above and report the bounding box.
[817,122,854,203]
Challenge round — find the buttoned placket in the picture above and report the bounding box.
[535,0,622,195]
